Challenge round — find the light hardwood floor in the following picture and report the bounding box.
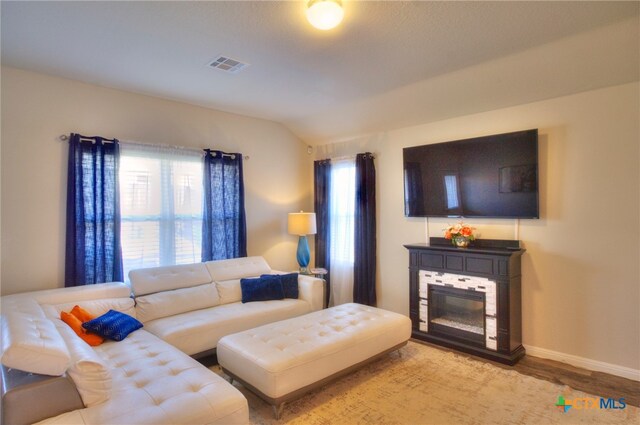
[201,340,639,408]
[413,339,640,408]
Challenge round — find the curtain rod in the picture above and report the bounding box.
[120,139,204,154]
[204,149,244,159]
[59,134,118,143]
[318,152,376,161]
[58,135,250,160]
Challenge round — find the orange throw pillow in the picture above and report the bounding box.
[60,311,104,347]
[70,305,95,322]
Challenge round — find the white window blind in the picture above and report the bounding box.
[119,143,203,280]
[328,158,356,306]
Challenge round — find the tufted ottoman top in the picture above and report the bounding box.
[217,303,411,401]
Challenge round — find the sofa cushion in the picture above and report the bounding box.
[55,321,112,407]
[41,298,136,321]
[205,256,271,281]
[1,311,70,376]
[215,275,292,306]
[134,284,220,323]
[60,311,104,347]
[262,273,299,299]
[214,279,243,305]
[143,299,312,356]
[129,263,212,296]
[83,310,143,342]
[240,276,284,303]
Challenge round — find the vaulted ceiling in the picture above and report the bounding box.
[2,1,638,144]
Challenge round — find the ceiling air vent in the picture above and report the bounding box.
[207,55,249,74]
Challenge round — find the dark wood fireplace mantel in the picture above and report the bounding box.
[405,238,526,365]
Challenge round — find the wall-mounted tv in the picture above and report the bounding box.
[403,129,539,218]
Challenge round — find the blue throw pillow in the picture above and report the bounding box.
[262,273,299,299]
[240,275,284,303]
[82,310,143,341]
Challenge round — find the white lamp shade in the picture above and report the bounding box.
[288,212,317,235]
[306,0,344,31]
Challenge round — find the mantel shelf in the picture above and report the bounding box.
[406,237,525,256]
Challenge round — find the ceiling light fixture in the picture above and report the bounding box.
[306,0,344,31]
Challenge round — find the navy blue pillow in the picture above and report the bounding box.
[262,273,299,299]
[240,275,284,303]
[82,310,143,341]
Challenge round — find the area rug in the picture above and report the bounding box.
[210,341,638,424]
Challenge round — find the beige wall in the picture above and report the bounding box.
[316,82,640,371]
[2,66,638,371]
[1,66,313,295]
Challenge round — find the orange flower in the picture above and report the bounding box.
[460,227,473,237]
[444,230,452,240]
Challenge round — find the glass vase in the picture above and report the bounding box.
[453,236,470,248]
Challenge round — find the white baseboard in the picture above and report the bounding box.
[524,344,640,382]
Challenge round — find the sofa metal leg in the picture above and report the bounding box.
[273,403,285,419]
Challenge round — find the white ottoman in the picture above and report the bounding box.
[217,303,412,418]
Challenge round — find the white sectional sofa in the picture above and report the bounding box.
[0,256,324,424]
[130,256,324,356]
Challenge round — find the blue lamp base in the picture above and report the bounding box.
[296,235,311,274]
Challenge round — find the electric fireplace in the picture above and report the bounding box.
[406,239,524,364]
[419,271,498,351]
[429,285,485,346]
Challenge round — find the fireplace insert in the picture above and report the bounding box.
[428,285,485,347]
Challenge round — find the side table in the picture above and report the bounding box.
[299,268,328,308]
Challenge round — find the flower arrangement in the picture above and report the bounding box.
[444,222,476,247]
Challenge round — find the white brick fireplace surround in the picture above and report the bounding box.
[419,270,498,351]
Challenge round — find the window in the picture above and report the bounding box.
[314,153,376,307]
[119,143,203,279]
[328,158,356,305]
[329,160,356,263]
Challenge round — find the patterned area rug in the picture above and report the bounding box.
[211,341,638,424]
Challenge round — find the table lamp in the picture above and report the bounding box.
[288,212,317,274]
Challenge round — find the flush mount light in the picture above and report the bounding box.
[306,0,344,30]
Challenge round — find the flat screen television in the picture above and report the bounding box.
[403,129,539,218]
